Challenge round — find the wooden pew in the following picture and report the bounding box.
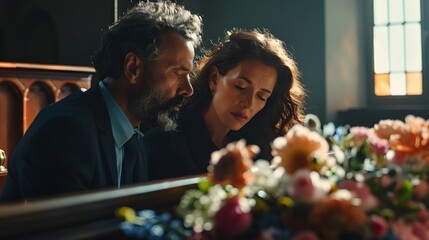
[0,176,201,239]
[0,62,93,192]
[0,172,6,194]
[0,62,93,166]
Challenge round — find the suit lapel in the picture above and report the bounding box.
[84,87,118,186]
[99,131,118,186]
[122,133,137,184]
[133,134,148,182]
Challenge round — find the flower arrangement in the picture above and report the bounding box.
[119,114,429,240]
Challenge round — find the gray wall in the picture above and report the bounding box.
[325,0,367,122]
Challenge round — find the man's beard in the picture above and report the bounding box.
[128,78,185,132]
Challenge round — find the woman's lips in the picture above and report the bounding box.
[231,112,248,120]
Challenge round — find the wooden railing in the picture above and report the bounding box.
[0,62,94,167]
[0,175,202,239]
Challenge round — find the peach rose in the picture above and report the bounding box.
[374,115,429,166]
[207,140,258,189]
[272,125,329,174]
[374,115,429,154]
[291,231,320,240]
[309,199,369,240]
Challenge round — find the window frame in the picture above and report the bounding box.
[366,0,429,107]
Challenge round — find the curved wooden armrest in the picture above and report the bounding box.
[0,174,205,239]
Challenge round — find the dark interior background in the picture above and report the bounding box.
[1,0,427,125]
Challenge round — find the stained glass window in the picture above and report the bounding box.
[373,0,422,96]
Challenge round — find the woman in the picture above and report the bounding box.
[144,29,306,180]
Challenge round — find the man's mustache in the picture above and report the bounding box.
[162,95,187,110]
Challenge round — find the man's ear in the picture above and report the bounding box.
[209,66,219,91]
[123,52,143,84]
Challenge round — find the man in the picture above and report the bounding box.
[0,1,202,202]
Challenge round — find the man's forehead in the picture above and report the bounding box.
[158,31,194,51]
[154,33,195,69]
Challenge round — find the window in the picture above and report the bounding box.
[369,0,428,106]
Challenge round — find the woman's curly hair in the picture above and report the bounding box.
[189,28,306,139]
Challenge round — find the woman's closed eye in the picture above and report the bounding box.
[257,93,270,101]
[257,94,267,101]
[234,83,247,90]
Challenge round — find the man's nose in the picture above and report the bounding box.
[178,77,194,97]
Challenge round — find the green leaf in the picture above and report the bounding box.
[198,178,212,193]
[394,180,413,206]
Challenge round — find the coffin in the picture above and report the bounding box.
[0,176,201,239]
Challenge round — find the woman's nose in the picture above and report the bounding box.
[240,92,253,108]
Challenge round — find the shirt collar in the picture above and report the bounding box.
[98,79,134,147]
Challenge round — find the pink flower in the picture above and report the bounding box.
[367,130,389,156]
[288,169,316,201]
[350,126,369,139]
[186,232,211,240]
[337,180,378,210]
[391,219,420,240]
[350,126,370,146]
[414,180,429,199]
[380,175,394,188]
[410,220,429,240]
[291,231,320,240]
[258,228,274,240]
[417,209,429,221]
[370,215,388,238]
[214,197,252,237]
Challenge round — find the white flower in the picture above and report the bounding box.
[323,122,336,136]
[250,160,290,196]
[179,185,228,232]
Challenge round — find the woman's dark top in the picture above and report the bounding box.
[144,107,274,181]
[144,108,217,180]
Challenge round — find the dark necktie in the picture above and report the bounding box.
[121,132,139,185]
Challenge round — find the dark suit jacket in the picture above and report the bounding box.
[0,86,148,202]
